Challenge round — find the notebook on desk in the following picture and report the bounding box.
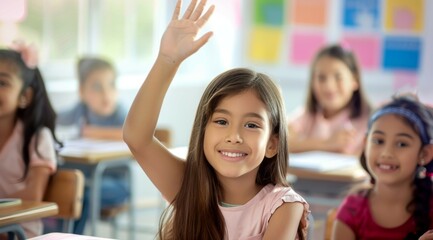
[289,151,360,172]
[59,138,131,161]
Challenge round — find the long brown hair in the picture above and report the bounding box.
[305,44,371,118]
[159,68,293,239]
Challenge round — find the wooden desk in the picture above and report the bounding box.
[59,139,136,240]
[0,201,58,239]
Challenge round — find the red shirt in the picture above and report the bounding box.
[337,191,433,239]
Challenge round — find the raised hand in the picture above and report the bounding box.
[159,0,215,65]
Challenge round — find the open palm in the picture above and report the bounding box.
[159,0,214,64]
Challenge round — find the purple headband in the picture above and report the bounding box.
[368,107,432,145]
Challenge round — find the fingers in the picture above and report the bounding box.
[171,0,182,20]
[196,4,215,28]
[182,0,198,19]
[192,31,213,53]
[190,0,206,21]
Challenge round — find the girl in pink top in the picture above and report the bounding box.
[333,95,433,239]
[288,45,371,155]
[0,44,60,237]
[123,0,309,239]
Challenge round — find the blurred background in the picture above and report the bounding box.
[0,0,432,147]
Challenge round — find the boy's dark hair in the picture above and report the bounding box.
[0,49,61,179]
[77,57,115,85]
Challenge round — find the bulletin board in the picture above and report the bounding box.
[240,0,433,103]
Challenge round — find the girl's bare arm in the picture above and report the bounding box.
[123,0,214,202]
[332,220,356,240]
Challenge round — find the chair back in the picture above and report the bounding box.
[324,208,338,240]
[44,169,85,221]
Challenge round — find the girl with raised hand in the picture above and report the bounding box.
[123,0,309,239]
[0,43,60,238]
[333,95,433,239]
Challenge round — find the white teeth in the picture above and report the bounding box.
[221,151,245,158]
[378,164,398,170]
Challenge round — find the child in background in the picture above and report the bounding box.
[333,95,433,239]
[54,57,129,234]
[0,44,60,237]
[123,0,309,239]
[288,44,371,155]
[57,57,127,140]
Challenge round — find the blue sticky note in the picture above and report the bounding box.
[382,36,421,71]
[343,0,380,29]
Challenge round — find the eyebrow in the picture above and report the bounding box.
[213,108,266,121]
[372,130,415,139]
[0,72,11,78]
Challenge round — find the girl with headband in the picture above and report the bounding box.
[333,95,433,239]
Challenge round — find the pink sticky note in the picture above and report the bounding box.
[290,32,326,65]
[0,0,26,22]
[342,36,380,70]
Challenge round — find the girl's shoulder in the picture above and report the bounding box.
[336,189,370,223]
[266,185,309,215]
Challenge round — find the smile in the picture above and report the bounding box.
[220,151,247,158]
[377,163,399,170]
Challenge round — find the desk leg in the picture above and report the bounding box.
[126,163,136,240]
[90,164,104,236]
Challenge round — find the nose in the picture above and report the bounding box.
[225,126,243,144]
[380,144,393,159]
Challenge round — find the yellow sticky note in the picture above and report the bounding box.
[385,0,424,32]
[248,26,283,63]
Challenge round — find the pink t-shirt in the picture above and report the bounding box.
[0,121,57,238]
[288,107,369,155]
[337,191,433,239]
[220,184,310,240]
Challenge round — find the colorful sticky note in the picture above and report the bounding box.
[253,0,284,26]
[382,36,421,71]
[290,32,326,65]
[393,71,418,91]
[342,0,380,29]
[384,0,424,32]
[0,0,26,22]
[292,0,329,27]
[248,26,283,63]
[342,36,380,69]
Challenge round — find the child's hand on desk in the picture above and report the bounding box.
[326,128,355,153]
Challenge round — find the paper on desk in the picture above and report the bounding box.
[29,233,115,240]
[59,138,130,156]
[289,151,359,172]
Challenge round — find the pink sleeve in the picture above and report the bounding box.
[29,127,57,173]
[270,188,310,239]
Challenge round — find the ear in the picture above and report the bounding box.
[265,134,279,158]
[19,88,33,109]
[419,144,433,165]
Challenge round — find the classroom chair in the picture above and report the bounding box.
[44,169,85,233]
[324,207,337,240]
